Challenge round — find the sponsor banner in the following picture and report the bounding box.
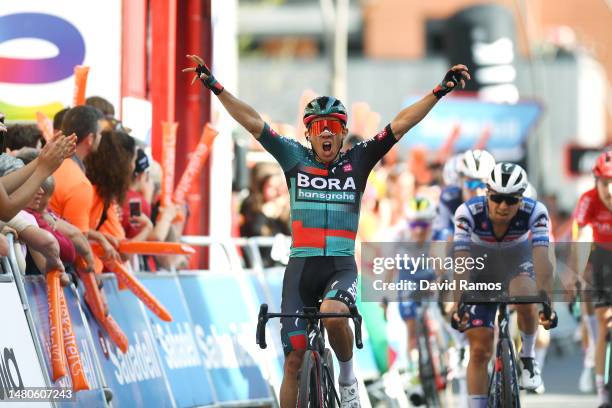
[80,276,175,408]
[565,144,609,176]
[23,277,105,407]
[399,97,541,161]
[0,280,51,407]
[244,273,284,390]
[138,275,216,407]
[178,273,272,403]
[0,0,121,120]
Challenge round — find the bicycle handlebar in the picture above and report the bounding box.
[453,290,557,331]
[256,303,364,350]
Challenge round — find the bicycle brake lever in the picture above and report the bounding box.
[256,304,268,349]
[349,304,363,349]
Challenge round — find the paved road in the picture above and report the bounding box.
[522,338,598,407]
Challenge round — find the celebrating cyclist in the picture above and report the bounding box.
[567,150,612,408]
[450,162,558,408]
[184,54,469,407]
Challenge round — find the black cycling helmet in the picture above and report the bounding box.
[303,96,347,126]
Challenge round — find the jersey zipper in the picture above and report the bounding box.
[323,162,329,256]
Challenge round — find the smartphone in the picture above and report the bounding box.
[129,199,141,218]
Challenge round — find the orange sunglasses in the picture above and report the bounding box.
[308,118,344,135]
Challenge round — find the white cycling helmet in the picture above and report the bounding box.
[443,154,463,187]
[459,150,496,180]
[405,196,437,220]
[488,162,529,195]
[522,182,538,200]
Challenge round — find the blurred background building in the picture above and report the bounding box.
[0,0,609,240]
[237,0,611,213]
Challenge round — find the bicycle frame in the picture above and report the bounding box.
[490,303,521,408]
[457,291,553,408]
[256,303,363,407]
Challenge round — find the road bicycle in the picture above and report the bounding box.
[256,302,363,407]
[407,300,449,407]
[454,291,554,408]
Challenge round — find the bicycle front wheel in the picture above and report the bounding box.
[606,331,612,401]
[416,319,442,407]
[298,350,322,408]
[322,349,336,408]
[500,340,520,408]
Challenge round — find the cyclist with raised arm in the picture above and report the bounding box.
[184,54,470,408]
[450,163,558,408]
[567,151,612,408]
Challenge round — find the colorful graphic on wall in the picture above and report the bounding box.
[0,2,121,121]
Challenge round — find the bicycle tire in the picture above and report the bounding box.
[322,349,336,408]
[500,340,520,408]
[417,318,441,407]
[298,350,322,408]
[606,330,612,401]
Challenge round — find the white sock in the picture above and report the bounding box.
[586,314,599,341]
[338,356,356,386]
[535,346,547,369]
[519,331,536,358]
[468,394,488,408]
[584,342,595,368]
[596,374,609,404]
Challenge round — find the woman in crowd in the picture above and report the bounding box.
[85,131,154,249]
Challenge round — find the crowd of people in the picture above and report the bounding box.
[0,97,189,290]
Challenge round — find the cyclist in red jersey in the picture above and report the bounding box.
[568,150,612,408]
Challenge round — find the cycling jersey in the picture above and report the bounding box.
[453,196,550,252]
[573,188,612,243]
[258,123,397,257]
[453,196,550,330]
[432,185,462,241]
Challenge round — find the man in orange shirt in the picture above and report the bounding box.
[49,106,118,266]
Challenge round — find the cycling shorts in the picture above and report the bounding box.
[591,245,612,308]
[464,241,535,331]
[397,269,436,320]
[280,256,357,355]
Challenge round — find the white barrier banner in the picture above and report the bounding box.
[0,281,51,407]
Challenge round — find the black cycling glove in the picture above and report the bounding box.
[196,63,224,95]
[432,69,463,99]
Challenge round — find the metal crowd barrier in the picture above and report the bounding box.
[0,233,389,407]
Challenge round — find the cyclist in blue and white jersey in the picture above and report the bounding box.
[432,150,496,242]
[450,163,558,408]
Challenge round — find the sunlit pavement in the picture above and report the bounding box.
[521,342,598,407]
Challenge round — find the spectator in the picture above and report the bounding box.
[85,96,131,133]
[49,105,118,264]
[85,130,152,242]
[3,124,43,153]
[240,172,290,238]
[85,96,115,117]
[0,111,76,222]
[17,150,76,265]
[32,167,95,274]
[121,148,153,238]
[240,173,290,266]
[53,108,69,133]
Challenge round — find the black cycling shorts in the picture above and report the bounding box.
[591,245,612,308]
[280,256,357,354]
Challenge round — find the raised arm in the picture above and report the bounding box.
[183,54,265,138]
[0,132,75,196]
[391,64,470,141]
